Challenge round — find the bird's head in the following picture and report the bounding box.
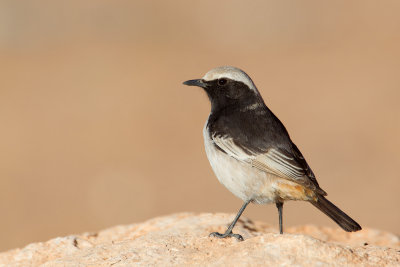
[183,66,262,112]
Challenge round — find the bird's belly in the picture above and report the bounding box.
[203,126,278,204]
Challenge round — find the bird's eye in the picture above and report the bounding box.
[217,78,227,86]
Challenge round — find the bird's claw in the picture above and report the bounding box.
[209,231,244,241]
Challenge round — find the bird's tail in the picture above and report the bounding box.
[311,195,361,232]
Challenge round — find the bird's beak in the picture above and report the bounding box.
[183,79,206,88]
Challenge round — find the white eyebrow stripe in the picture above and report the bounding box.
[202,66,258,92]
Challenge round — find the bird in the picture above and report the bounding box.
[183,66,361,241]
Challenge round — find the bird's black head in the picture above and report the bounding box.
[183,66,264,113]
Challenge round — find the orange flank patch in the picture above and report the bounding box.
[275,182,316,201]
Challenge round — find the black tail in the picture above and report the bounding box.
[311,195,361,232]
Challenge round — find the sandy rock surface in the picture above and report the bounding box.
[0,213,399,266]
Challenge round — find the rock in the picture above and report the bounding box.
[0,213,399,266]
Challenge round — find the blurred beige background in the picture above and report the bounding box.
[0,0,399,251]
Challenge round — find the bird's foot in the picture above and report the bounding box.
[209,231,244,241]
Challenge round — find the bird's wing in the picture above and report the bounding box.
[211,136,254,161]
[212,134,326,194]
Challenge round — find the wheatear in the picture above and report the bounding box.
[184,66,361,241]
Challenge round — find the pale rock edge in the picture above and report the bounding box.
[0,213,399,266]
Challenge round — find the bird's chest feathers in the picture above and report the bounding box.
[203,123,275,203]
[203,122,313,203]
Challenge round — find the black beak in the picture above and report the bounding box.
[183,79,206,88]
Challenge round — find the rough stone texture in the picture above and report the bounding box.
[0,213,399,266]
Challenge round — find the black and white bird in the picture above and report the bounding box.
[183,66,361,241]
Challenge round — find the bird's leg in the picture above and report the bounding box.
[276,201,283,234]
[210,200,250,241]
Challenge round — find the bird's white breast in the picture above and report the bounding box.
[203,122,279,204]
